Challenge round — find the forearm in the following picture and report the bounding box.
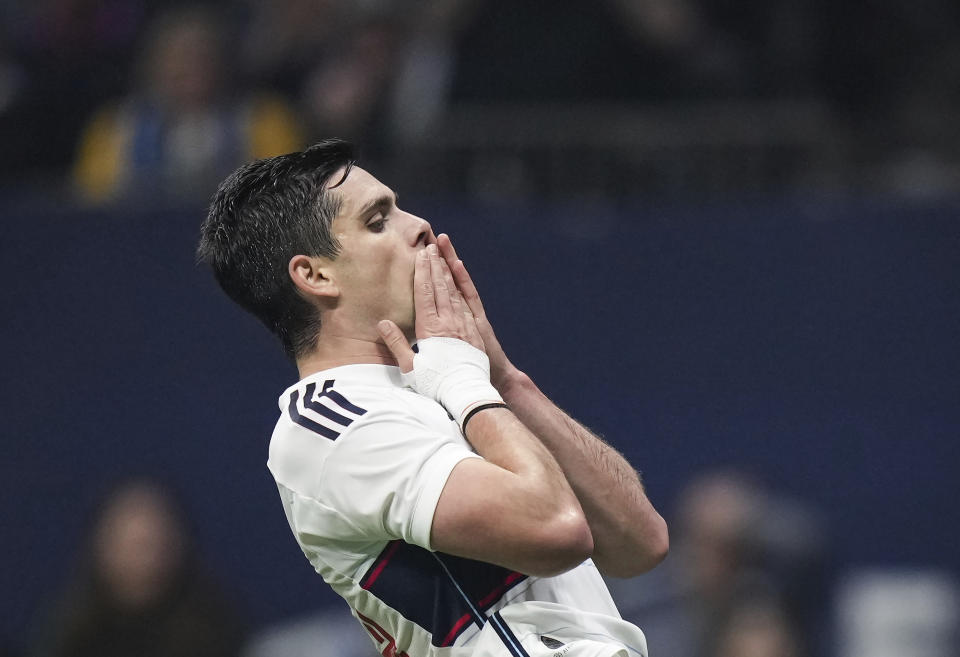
[464,407,586,523]
[441,407,593,575]
[431,233,667,574]
[497,369,668,577]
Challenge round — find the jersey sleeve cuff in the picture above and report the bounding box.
[409,445,482,551]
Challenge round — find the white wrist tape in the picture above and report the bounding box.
[401,337,504,430]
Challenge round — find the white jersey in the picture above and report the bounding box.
[267,364,649,657]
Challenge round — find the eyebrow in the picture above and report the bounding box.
[356,191,399,219]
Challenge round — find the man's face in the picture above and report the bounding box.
[325,166,434,335]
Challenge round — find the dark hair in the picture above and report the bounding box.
[197,139,356,359]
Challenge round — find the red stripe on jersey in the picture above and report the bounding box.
[440,570,525,646]
[440,612,476,647]
[357,611,410,657]
[361,540,402,589]
[362,622,385,643]
[478,571,526,607]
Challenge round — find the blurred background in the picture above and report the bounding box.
[1,2,958,657]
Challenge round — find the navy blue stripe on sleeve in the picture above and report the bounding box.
[318,379,368,416]
[287,380,368,440]
[288,390,340,440]
[303,383,354,426]
[324,388,367,416]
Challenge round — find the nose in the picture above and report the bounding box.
[411,214,434,247]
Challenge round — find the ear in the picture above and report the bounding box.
[288,254,339,300]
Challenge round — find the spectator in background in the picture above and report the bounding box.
[72,6,304,204]
[384,0,479,146]
[240,0,348,100]
[299,14,400,156]
[0,0,150,182]
[30,478,245,657]
[605,469,826,657]
[714,597,801,657]
[240,1,405,160]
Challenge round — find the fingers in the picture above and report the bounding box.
[436,234,513,385]
[439,252,485,351]
[458,291,485,350]
[436,232,460,262]
[413,247,437,331]
[428,244,454,319]
[437,250,464,332]
[377,320,415,372]
[410,240,485,351]
[437,233,486,319]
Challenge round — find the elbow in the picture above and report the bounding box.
[645,514,670,569]
[559,508,596,568]
[636,513,671,574]
[527,507,594,577]
[630,513,669,575]
[602,513,670,579]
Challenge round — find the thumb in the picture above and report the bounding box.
[377,320,415,372]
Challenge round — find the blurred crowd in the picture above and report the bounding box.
[606,470,829,657]
[28,479,246,657]
[20,471,958,657]
[1,0,959,202]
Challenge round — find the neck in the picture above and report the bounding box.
[295,331,404,379]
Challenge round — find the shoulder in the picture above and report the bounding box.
[281,366,456,436]
[268,368,461,495]
[281,377,376,442]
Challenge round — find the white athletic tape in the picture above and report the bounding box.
[402,337,504,430]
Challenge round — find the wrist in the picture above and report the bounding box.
[461,401,509,433]
[441,379,504,431]
[405,337,505,428]
[495,367,533,402]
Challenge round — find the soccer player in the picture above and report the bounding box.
[198,139,668,657]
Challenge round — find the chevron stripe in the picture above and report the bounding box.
[287,380,367,440]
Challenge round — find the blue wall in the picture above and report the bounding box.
[2,193,958,650]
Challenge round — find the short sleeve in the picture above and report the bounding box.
[317,406,480,550]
